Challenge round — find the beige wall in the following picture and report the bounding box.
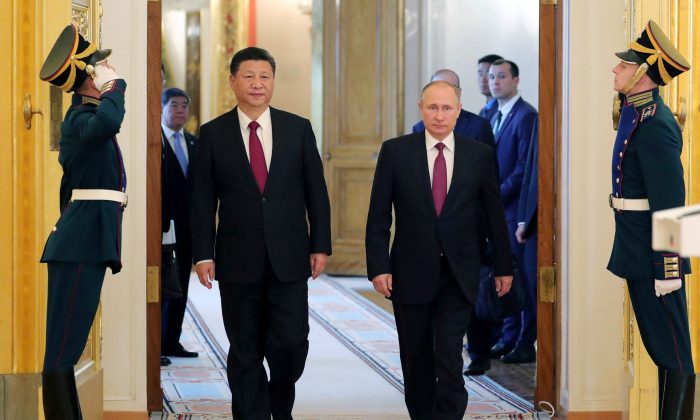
[257,0,313,119]
[560,0,627,412]
[101,0,148,412]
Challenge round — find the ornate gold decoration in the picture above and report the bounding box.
[612,94,621,131]
[72,5,90,39]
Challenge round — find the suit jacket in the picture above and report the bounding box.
[41,80,128,274]
[365,132,513,304]
[517,122,538,238]
[607,88,690,280]
[479,98,499,122]
[191,106,332,284]
[412,109,496,150]
[162,130,198,259]
[492,97,538,221]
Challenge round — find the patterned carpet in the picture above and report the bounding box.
[151,277,550,419]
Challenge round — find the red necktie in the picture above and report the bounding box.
[248,120,268,192]
[432,142,447,216]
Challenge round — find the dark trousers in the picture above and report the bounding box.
[393,259,472,420]
[466,220,520,360]
[44,262,106,372]
[627,277,694,374]
[219,260,310,420]
[498,220,525,347]
[162,245,192,352]
[512,231,537,348]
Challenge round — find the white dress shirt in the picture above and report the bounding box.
[161,124,189,162]
[496,93,521,124]
[238,107,273,170]
[425,131,455,193]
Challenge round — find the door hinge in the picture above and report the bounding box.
[147,265,160,303]
[539,266,556,303]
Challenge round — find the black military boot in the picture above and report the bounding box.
[658,368,695,420]
[42,368,83,420]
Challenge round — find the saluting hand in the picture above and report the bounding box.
[495,275,513,297]
[195,262,215,290]
[372,274,393,298]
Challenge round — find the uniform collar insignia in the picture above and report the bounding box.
[640,104,657,121]
[626,88,658,108]
[81,96,101,106]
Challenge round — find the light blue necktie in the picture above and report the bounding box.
[172,132,188,176]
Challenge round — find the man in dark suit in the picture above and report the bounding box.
[466,59,538,368]
[512,122,538,364]
[412,69,495,150]
[191,47,331,419]
[608,21,694,417]
[366,80,513,419]
[477,54,503,122]
[161,87,198,363]
[38,24,127,419]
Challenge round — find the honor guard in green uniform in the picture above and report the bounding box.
[38,24,127,420]
[608,20,694,419]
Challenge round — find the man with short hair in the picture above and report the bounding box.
[412,68,495,150]
[608,20,694,417]
[191,47,331,419]
[39,24,127,419]
[160,87,198,363]
[466,59,538,372]
[366,80,513,418]
[477,54,503,121]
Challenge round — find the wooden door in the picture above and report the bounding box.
[536,0,560,409]
[322,0,403,276]
[0,0,104,418]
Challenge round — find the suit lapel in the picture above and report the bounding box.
[265,107,283,194]
[409,133,436,216]
[441,137,466,214]
[495,97,522,143]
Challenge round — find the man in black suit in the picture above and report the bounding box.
[366,81,513,419]
[161,87,199,362]
[191,47,331,419]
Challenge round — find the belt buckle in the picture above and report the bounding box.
[608,194,613,209]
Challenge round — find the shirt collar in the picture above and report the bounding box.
[498,93,521,117]
[425,130,455,153]
[161,124,184,140]
[237,107,272,132]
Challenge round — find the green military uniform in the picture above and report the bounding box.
[38,24,126,420]
[607,20,694,419]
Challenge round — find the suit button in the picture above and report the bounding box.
[440,252,444,257]
[262,197,267,203]
[624,140,628,145]
[52,226,57,232]
[616,178,620,184]
[617,165,621,170]
[619,152,623,158]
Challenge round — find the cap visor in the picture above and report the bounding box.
[89,49,112,66]
[615,50,643,64]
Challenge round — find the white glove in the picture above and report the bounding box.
[92,63,120,91]
[654,279,682,297]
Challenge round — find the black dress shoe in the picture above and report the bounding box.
[163,343,199,358]
[160,356,172,366]
[163,347,199,358]
[490,342,514,359]
[463,359,491,376]
[500,345,536,364]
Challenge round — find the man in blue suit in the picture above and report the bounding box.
[489,59,538,363]
[465,59,538,373]
[477,54,503,122]
[412,69,495,149]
